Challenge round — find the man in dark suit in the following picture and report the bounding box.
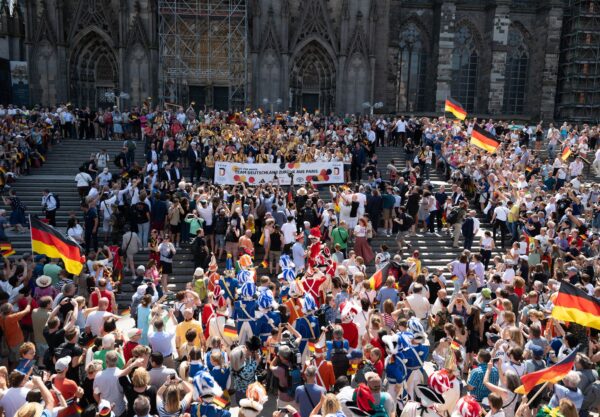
[171,161,183,182]
[461,211,475,250]
[146,143,159,163]
[188,143,203,183]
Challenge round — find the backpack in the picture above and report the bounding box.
[446,207,460,225]
[279,363,303,397]
[329,341,350,378]
[315,305,329,329]
[353,361,376,386]
[52,193,61,210]
[371,396,389,417]
[582,375,600,410]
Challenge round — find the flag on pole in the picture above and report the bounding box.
[368,263,391,290]
[444,98,467,120]
[470,125,501,153]
[308,341,316,352]
[30,216,85,275]
[514,347,578,394]
[551,281,600,330]
[561,146,572,161]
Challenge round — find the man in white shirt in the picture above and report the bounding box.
[491,203,510,248]
[568,157,584,178]
[93,351,130,417]
[405,283,431,321]
[281,216,297,246]
[0,371,30,417]
[85,298,114,336]
[148,309,177,368]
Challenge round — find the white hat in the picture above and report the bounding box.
[126,328,142,340]
[55,356,72,372]
[136,265,146,273]
[194,267,205,277]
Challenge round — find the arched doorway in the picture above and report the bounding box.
[69,31,118,109]
[289,41,336,113]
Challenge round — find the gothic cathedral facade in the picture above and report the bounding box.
[0,0,575,120]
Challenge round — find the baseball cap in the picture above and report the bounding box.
[529,344,544,359]
[347,350,364,360]
[55,356,72,373]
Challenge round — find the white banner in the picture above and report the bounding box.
[214,161,344,185]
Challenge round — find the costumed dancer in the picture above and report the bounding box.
[294,293,321,361]
[190,368,231,417]
[400,318,431,400]
[255,290,281,343]
[339,301,360,350]
[428,368,461,415]
[238,382,268,417]
[283,278,305,325]
[234,281,258,345]
[202,286,221,340]
[451,396,482,417]
[399,384,447,417]
[302,227,328,306]
[208,295,237,349]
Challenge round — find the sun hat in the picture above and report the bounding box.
[35,275,52,288]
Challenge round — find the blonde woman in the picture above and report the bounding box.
[309,393,344,417]
[156,376,194,417]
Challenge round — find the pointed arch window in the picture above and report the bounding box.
[396,23,427,112]
[451,26,479,112]
[503,29,529,114]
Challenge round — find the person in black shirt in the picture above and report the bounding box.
[55,326,84,384]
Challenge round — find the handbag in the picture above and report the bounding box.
[119,233,133,256]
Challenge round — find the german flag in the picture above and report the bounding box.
[444,98,467,120]
[470,125,500,153]
[223,324,238,338]
[368,263,391,290]
[450,339,461,351]
[515,347,578,394]
[30,216,84,275]
[213,396,228,408]
[552,281,600,330]
[561,146,572,161]
[308,341,316,352]
[0,243,15,257]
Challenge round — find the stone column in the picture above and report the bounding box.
[539,1,563,121]
[435,0,456,112]
[487,0,510,114]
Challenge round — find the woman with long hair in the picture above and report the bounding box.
[484,367,522,417]
[156,376,193,417]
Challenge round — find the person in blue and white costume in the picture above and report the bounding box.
[255,290,281,343]
[190,368,231,417]
[277,266,296,303]
[219,267,239,304]
[383,317,430,402]
[294,292,321,360]
[234,281,258,345]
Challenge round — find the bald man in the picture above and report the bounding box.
[84,297,116,336]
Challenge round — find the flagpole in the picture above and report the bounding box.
[526,381,549,407]
[28,214,33,255]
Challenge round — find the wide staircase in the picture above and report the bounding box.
[3,139,599,307]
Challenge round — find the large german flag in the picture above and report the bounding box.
[444,98,467,120]
[30,216,84,275]
[515,347,578,394]
[552,281,600,330]
[471,125,500,153]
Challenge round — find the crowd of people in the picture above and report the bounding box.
[0,103,599,417]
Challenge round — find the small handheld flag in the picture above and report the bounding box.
[444,98,467,120]
[450,339,461,350]
[223,324,238,338]
[213,396,228,408]
[561,146,572,161]
[470,125,500,153]
[308,341,316,352]
[368,263,390,290]
[0,243,15,257]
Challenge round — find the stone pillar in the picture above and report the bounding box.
[435,0,456,112]
[487,0,510,114]
[539,2,563,121]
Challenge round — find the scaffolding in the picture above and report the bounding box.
[158,0,248,111]
[556,0,600,123]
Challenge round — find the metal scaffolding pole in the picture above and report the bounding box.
[158,0,248,111]
[556,0,600,123]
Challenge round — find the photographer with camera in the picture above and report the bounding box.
[270,343,302,410]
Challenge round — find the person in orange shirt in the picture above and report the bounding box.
[0,297,32,367]
[305,344,336,392]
